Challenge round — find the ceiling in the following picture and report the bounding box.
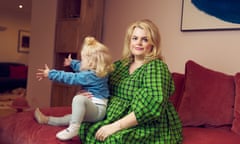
[0,0,32,31]
[0,0,32,14]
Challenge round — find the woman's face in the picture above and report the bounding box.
[130,27,153,59]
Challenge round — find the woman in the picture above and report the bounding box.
[79,19,183,143]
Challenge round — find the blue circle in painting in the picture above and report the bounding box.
[191,0,240,24]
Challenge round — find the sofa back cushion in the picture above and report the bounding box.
[0,63,10,77]
[178,60,235,127]
[9,65,28,79]
[0,63,27,77]
[232,73,240,135]
[170,72,185,109]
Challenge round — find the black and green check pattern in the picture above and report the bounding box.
[79,59,182,144]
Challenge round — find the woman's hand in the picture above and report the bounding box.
[95,112,138,141]
[95,122,121,141]
[63,54,72,67]
[76,90,93,99]
[77,90,93,99]
[36,64,50,81]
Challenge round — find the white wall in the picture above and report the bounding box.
[103,0,240,74]
[26,0,57,108]
[0,4,30,64]
[26,0,240,108]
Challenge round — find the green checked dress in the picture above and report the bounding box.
[79,59,183,144]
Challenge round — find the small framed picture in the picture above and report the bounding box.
[18,30,30,53]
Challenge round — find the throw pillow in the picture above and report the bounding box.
[178,60,235,127]
[10,65,28,79]
[232,73,240,135]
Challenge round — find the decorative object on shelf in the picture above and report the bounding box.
[181,0,240,31]
[18,30,30,53]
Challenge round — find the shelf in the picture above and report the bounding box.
[51,83,78,106]
[55,21,80,53]
[57,0,81,20]
[51,0,104,107]
[54,53,78,71]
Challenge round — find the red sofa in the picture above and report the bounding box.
[170,60,240,144]
[0,107,81,144]
[0,62,28,93]
[1,60,240,144]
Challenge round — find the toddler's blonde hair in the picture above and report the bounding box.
[81,36,114,77]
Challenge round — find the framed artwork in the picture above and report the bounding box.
[181,0,240,31]
[18,30,30,53]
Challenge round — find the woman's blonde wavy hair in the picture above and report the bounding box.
[122,19,163,65]
[81,36,114,77]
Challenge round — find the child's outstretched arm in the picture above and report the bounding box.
[63,54,72,67]
[36,64,50,81]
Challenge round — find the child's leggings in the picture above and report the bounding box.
[47,95,106,126]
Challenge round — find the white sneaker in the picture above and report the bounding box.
[56,124,80,141]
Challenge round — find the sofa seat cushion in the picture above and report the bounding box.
[183,127,240,144]
[178,60,235,127]
[0,107,81,144]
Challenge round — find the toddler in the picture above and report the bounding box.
[34,36,114,141]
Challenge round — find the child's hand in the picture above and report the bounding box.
[63,54,72,67]
[36,64,50,81]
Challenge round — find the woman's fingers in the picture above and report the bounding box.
[95,122,121,141]
[77,90,93,98]
[95,128,107,141]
